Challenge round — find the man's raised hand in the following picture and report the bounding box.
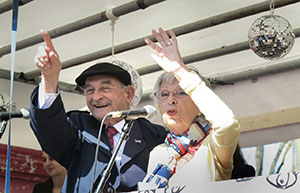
[34,30,61,93]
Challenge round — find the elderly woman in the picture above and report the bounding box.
[138,28,240,190]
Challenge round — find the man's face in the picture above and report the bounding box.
[83,75,134,124]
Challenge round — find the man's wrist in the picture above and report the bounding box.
[41,75,59,94]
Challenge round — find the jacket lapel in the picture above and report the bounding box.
[121,121,146,167]
[82,123,112,159]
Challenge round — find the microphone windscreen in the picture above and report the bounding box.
[143,105,156,119]
[20,108,30,119]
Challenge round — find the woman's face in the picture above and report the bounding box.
[42,152,66,177]
[157,79,200,136]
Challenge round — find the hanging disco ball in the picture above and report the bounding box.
[248,15,295,60]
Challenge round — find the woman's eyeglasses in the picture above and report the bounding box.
[155,89,188,100]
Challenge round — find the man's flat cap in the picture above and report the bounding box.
[75,62,132,87]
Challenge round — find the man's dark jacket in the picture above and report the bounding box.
[30,86,167,193]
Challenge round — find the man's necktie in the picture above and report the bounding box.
[107,126,118,149]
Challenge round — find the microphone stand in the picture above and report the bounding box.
[0,120,8,139]
[94,120,135,193]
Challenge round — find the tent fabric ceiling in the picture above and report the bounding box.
[1,0,300,95]
[1,0,300,150]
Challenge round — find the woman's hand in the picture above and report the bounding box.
[145,28,187,75]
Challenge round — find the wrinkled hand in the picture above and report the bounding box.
[34,30,61,93]
[145,28,186,74]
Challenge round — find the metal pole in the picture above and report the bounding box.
[137,27,300,75]
[209,57,300,84]
[1,54,300,97]
[2,26,300,94]
[25,26,300,79]
[140,57,300,102]
[5,53,300,100]
[0,0,33,15]
[0,0,166,57]
[22,0,300,79]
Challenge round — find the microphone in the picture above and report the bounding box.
[107,105,156,120]
[0,108,30,121]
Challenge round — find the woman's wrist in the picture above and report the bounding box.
[173,66,190,82]
[178,70,203,95]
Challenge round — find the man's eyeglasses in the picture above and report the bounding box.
[154,89,188,100]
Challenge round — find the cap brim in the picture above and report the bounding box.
[75,62,131,87]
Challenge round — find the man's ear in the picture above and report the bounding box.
[125,85,135,102]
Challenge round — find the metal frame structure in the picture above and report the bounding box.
[0,0,299,100]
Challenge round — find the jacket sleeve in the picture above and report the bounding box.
[30,85,80,169]
[179,71,240,174]
[137,118,168,151]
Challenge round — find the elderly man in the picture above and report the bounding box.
[30,30,167,193]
